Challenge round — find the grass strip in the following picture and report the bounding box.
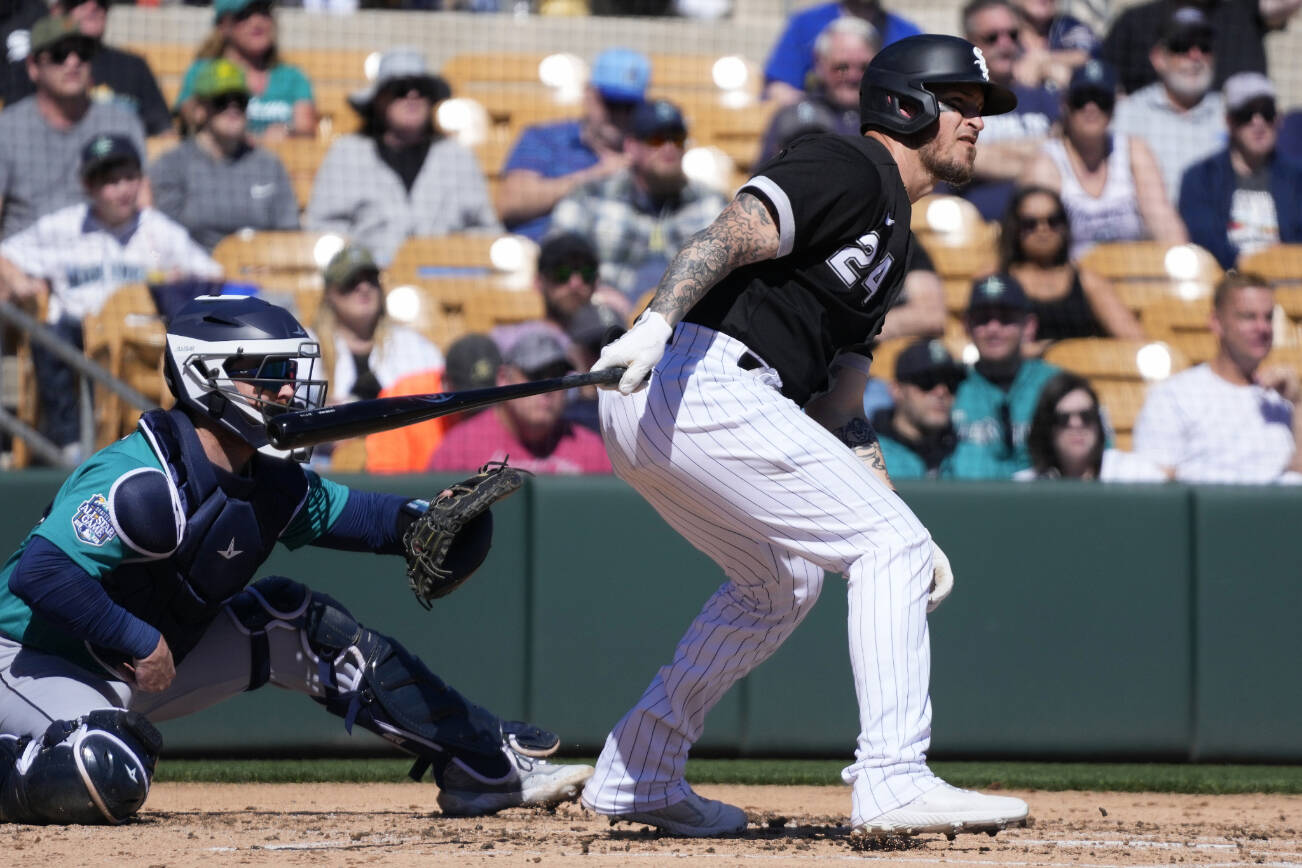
[153,758,1302,794]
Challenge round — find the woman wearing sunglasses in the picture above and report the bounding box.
[174,0,316,143]
[998,184,1144,357]
[1022,59,1186,260]
[1018,371,1167,480]
[150,59,299,252]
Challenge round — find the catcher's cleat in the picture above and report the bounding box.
[584,789,748,837]
[850,782,1028,842]
[436,748,592,817]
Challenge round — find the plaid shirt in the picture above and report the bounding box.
[549,169,726,300]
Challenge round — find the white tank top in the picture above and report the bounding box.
[1044,135,1146,260]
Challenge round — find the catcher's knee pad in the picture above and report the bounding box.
[227,576,313,690]
[301,590,515,783]
[0,709,162,825]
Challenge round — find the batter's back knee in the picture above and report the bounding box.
[0,709,162,825]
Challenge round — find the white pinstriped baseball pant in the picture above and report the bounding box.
[583,322,940,825]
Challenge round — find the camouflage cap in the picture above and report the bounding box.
[324,244,380,288]
[193,59,250,100]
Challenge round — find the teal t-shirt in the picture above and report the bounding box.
[879,433,956,480]
[950,358,1060,479]
[0,429,349,665]
[177,61,314,135]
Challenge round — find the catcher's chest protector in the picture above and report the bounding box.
[102,409,308,663]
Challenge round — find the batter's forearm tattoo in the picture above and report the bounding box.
[857,439,889,475]
[833,417,878,449]
[648,193,776,323]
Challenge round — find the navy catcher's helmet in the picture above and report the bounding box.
[860,34,1018,136]
[163,294,327,461]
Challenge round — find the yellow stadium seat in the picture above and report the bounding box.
[1238,244,1302,287]
[1077,242,1222,300]
[465,288,545,333]
[281,50,373,88]
[648,53,762,98]
[441,53,550,90]
[212,230,339,294]
[81,284,168,448]
[1043,337,1190,382]
[388,233,537,288]
[911,195,999,283]
[264,136,332,210]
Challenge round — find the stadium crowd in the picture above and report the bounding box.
[0,0,1300,482]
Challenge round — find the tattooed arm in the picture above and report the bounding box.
[805,362,896,491]
[646,191,780,325]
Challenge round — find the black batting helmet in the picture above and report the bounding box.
[859,34,1017,136]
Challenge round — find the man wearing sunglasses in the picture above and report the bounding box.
[1179,72,1302,269]
[1102,0,1297,97]
[149,58,299,252]
[950,274,1061,478]
[1,0,170,137]
[1111,6,1228,205]
[0,14,144,240]
[550,99,726,303]
[873,339,963,479]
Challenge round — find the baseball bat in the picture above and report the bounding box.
[266,366,627,450]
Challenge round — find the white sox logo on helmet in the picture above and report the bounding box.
[972,46,989,81]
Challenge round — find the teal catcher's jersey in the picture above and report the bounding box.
[0,429,351,666]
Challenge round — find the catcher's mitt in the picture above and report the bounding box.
[403,460,532,609]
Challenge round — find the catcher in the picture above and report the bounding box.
[0,294,591,825]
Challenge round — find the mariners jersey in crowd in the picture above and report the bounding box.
[685,133,915,406]
[950,359,1061,479]
[0,410,350,670]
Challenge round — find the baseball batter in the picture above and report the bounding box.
[0,294,592,825]
[584,35,1031,839]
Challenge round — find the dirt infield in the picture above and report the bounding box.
[5,783,1301,866]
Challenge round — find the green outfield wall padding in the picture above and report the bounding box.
[1190,486,1302,762]
[0,473,1295,759]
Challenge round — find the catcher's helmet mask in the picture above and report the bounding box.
[859,34,1018,137]
[163,294,328,462]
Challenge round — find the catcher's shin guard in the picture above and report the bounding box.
[0,710,162,825]
[231,577,537,784]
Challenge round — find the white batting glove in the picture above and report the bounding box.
[591,310,673,395]
[928,538,954,613]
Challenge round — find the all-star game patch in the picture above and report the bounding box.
[72,493,117,547]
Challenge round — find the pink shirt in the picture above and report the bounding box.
[426,409,612,475]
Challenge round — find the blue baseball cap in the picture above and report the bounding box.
[590,48,651,103]
[968,273,1030,313]
[1067,60,1117,101]
[631,99,687,140]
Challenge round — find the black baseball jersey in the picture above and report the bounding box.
[684,132,914,406]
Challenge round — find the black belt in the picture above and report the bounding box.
[738,352,763,371]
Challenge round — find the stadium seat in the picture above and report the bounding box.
[81,284,168,448]
[441,53,551,91]
[1043,337,1191,381]
[648,53,763,99]
[911,195,998,285]
[1091,380,1146,451]
[265,137,332,210]
[282,50,373,88]
[1078,242,1221,302]
[212,230,340,294]
[464,287,545,333]
[388,233,537,287]
[1239,244,1302,288]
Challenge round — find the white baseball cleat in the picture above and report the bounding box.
[436,750,594,817]
[585,788,749,837]
[852,781,1029,841]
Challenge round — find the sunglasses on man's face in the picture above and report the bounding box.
[903,372,963,394]
[970,307,1027,327]
[1165,35,1212,55]
[1230,99,1277,126]
[208,92,250,113]
[41,38,97,65]
[640,132,687,148]
[1067,90,1115,113]
[979,27,1020,46]
[547,264,597,284]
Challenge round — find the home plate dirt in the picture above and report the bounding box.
[5,783,1301,866]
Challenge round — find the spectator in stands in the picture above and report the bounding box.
[1017,371,1169,480]
[762,0,920,105]
[305,48,500,266]
[0,134,219,459]
[492,233,624,351]
[427,330,612,474]
[878,243,946,341]
[1133,271,1302,483]
[874,339,963,479]
[1179,73,1302,270]
[496,48,650,242]
[314,242,446,473]
[440,331,501,429]
[1024,61,1187,259]
[149,59,298,252]
[175,0,316,142]
[0,15,144,239]
[1010,0,1099,90]
[1101,0,1299,96]
[1111,7,1227,206]
[0,0,47,100]
[1,0,171,137]
[947,0,1060,221]
[999,186,1144,355]
[951,274,1062,478]
[758,16,878,162]
[549,99,726,302]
